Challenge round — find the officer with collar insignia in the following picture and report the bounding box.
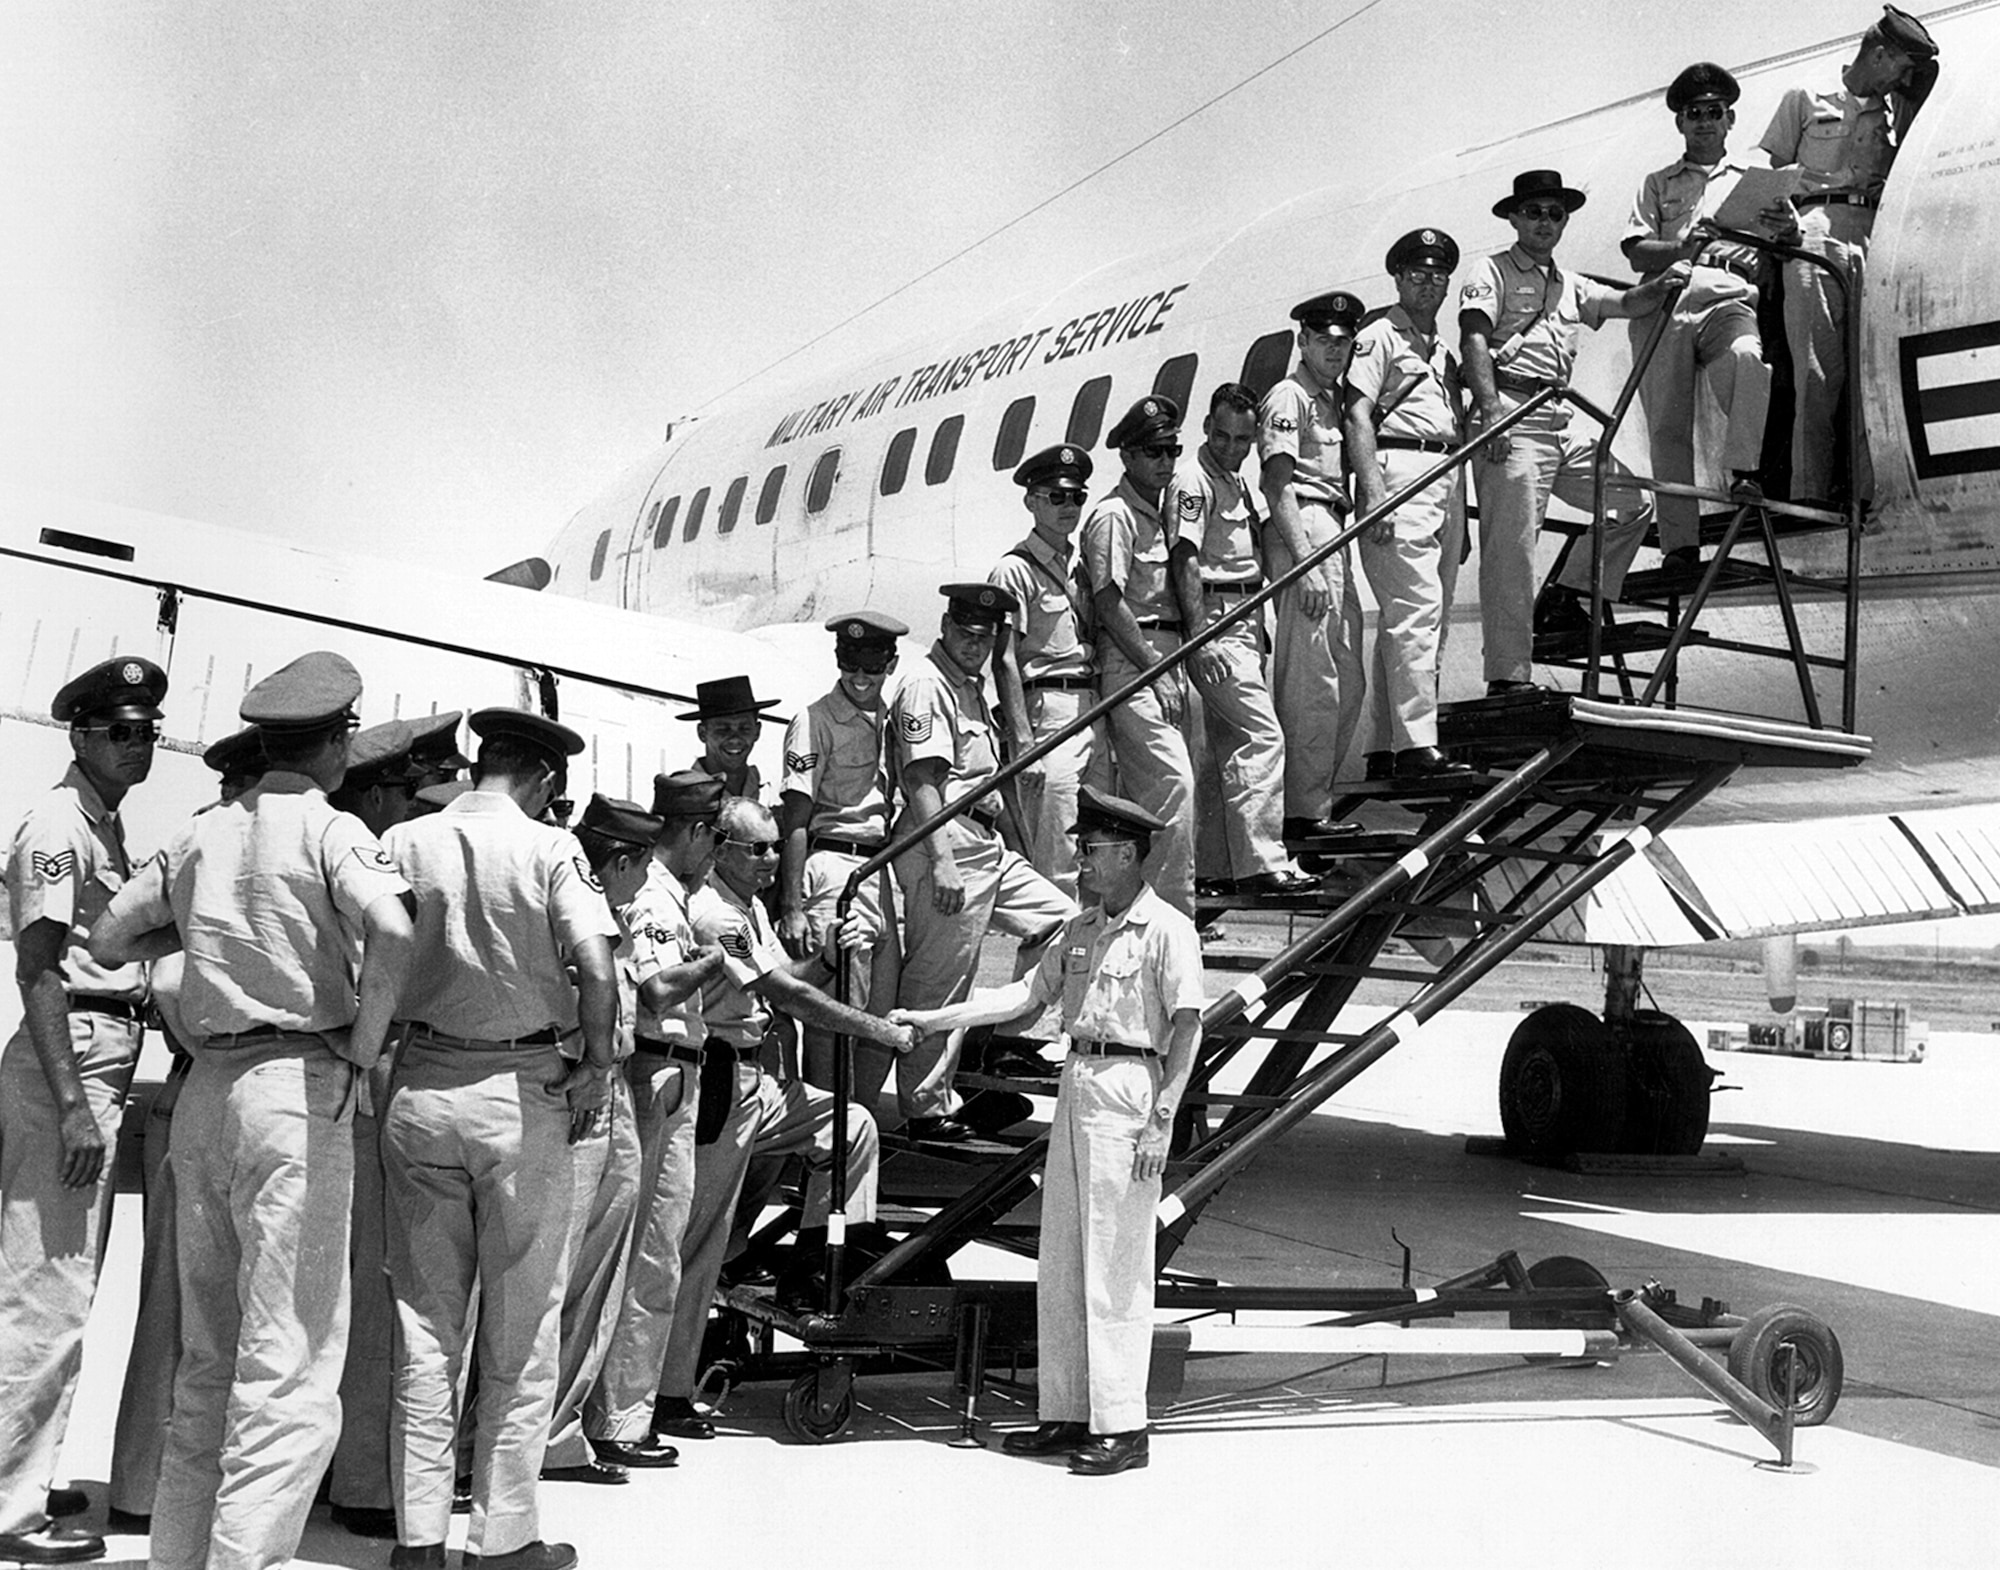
[893,785,1203,1476]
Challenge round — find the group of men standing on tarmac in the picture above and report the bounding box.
[0,11,1946,1559]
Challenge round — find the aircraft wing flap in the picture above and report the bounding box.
[1578,807,2000,946]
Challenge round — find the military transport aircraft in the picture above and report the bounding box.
[5,2,2000,1150]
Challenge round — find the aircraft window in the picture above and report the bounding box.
[1066,376,1112,447]
[807,448,841,514]
[1153,353,1198,418]
[1241,332,1293,399]
[589,529,611,581]
[880,428,917,496]
[718,475,748,534]
[756,465,786,525]
[683,486,710,542]
[926,416,964,485]
[652,495,681,548]
[992,396,1035,470]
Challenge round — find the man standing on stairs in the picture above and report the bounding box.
[1622,61,1775,589]
[1460,169,1689,692]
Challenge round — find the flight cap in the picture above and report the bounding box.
[240,651,361,733]
[1069,783,1168,841]
[1289,291,1366,335]
[579,793,664,850]
[1104,395,1182,450]
[53,656,168,724]
[1385,228,1460,276]
[940,582,1017,627]
[1013,443,1094,489]
[1665,61,1740,112]
[1494,169,1587,219]
[676,675,781,723]
[652,768,726,820]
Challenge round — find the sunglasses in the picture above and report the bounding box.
[1034,486,1088,506]
[1516,203,1570,222]
[1073,836,1131,855]
[836,650,896,675]
[1137,443,1183,460]
[79,722,160,745]
[1402,267,1452,285]
[723,838,779,856]
[1680,103,1729,122]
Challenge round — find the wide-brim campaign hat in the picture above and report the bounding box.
[1493,169,1588,218]
[676,675,782,722]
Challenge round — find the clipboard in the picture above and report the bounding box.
[1710,167,1803,234]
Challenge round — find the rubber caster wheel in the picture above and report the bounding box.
[783,1365,856,1443]
[1729,1303,1843,1426]
[1510,1255,1613,1362]
[1499,1004,1627,1160]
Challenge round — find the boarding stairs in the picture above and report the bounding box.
[713,234,1868,1446]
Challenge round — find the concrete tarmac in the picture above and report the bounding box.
[37,1002,2000,1570]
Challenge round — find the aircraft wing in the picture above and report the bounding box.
[1577,804,2000,945]
[0,480,797,706]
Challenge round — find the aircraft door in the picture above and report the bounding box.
[620,460,676,609]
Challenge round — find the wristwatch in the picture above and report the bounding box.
[1149,1101,1176,1126]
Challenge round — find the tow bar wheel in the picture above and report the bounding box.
[783,1362,857,1443]
[1727,1303,1844,1426]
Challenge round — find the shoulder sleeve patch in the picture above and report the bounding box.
[573,855,605,895]
[352,846,399,875]
[899,711,934,743]
[31,849,77,884]
[785,749,820,774]
[718,923,753,962]
[1177,491,1203,518]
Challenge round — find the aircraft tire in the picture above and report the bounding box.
[1621,1010,1714,1156]
[1728,1303,1843,1427]
[1498,1004,1627,1160]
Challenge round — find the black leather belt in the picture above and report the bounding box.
[1070,1036,1158,1059]
[807,835,885,857]
[1375,435,1456,454]
[1132,617,1182,631]
[1021,675,1096,691]
[1494,371,1564,396]
[204,1024,285,1048]
[633,1035,702,1066]
[1203,581,1262,596]
[68,995,143,1022]
[963,800,1002,831]
[703,1037,767,1062]
[406,1023,567,1050]
[1795,192,1877,210]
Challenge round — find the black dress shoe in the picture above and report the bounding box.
[1001,1420,1091,1456]
[980,1045,1055,1079]
[451,1476,473,1514]
[330,1503,399,1538]
[0,1525,106,1565]
[1069,1429,1151,1475]
[653,1396,718,1440]
[590,1435,679,1468]
[905,1114,973,1144]
[1728,471,1765,502]
[1485,680,1541,697]
[1282,816,1362,841]
[1237,868,1320,894]
[104,1509,150,1536]
[463,1543,577,1570]
[1394,746,1473,780]
[389,1546,447,1570]
[1532,586,1592,636]
[959,1089,1035,1135]
[1363,750,1394,782]
[44,1489,87,1520]
[540,1458,629,1485]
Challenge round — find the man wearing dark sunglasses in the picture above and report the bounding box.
[1619,62,1776,596]
[1260,291,1369,836]
[778,611,907,1101]
[1081,395,1198,916]
[1461,169,1688,695]
[1,657,169,1565]
[990,444,1111,903]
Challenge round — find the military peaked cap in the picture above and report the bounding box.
[1104,395,1182,451]
[1013,443,1094,489]
[53,656,168,724]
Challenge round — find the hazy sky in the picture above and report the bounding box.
[0,0,1885,575]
